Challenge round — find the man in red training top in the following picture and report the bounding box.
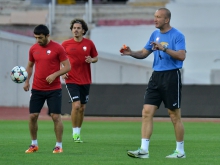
[62,18,98,142]
[23,24,71,154]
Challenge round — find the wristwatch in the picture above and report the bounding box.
[163,45,168,52]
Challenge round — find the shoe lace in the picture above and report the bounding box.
[29,145,36,148]
[171,150,179,155]
[138,148,148,154]
[27,145,37,151]
[138,148,143,152]
[73,134,79,139]
[53,146,60,151]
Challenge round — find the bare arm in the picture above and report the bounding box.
[56,59,71,77]
[151,41,186,61]
[46,59,71,84]
[23,61,34,91]
[92,56,98,63]
[85,56,98,63]
[120,46,152,59]
[163,49,186,61]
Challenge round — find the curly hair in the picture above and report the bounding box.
[70,18,88,35]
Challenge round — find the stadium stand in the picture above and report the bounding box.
[127,0,169,7]
[0,0,169,41]
[0,0,48,25]
[0,0,48,36]
[97,19,154,26]
[10,10,48,25]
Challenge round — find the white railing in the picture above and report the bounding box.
[46,0,55,35]
[83,0,93,24]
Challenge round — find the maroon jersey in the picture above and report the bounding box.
[29,40,68,90]
[62,38,98,85]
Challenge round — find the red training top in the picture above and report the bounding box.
[62,38,98,85]
[29,40,68,90]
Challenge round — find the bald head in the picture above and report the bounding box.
[157,8,171,20]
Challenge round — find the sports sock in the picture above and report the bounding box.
[31,140,38,146]
[141,139,149,152]
[73,127,78,135]
[176,141,184,154]
[55,142,62,148]
[78,127,81,134]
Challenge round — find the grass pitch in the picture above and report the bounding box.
[0,120,219,165]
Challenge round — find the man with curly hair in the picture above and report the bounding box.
[62,19,98,143]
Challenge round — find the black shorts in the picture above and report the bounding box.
[29,89,62,114]
[65,83,90,104]
[144,69,182,110]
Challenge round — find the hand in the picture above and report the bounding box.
[85,56,93,63]
[23,81,30,91]
[46,74,56,84]
[120,44,131,56]
[151,41,163,51]
[62,73,69,80]
[120,44,127,53]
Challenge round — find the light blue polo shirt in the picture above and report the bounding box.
[144,27,186,71]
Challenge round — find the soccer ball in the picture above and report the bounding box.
[11,66,28,83]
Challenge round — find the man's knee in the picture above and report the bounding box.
[29,113,39,122]
[72,101,81,111]
[51,114,61,122]
[168,109,182,123]
[142,105,157,118]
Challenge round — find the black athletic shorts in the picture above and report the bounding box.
[65,83,90,104]
[29,89,62,114]
[144,69,182,110]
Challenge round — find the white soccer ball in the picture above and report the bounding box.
[10,66,28,83]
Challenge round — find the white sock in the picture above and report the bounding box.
[55,142,62,148]
[141,139,150,152]
[73,127,78,135]
[78,127,81,134]
[31,140,38,146]
[176,141,184,154]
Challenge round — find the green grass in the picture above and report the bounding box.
[0,120,219,165]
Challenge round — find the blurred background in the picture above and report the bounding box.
[0,0,220,117]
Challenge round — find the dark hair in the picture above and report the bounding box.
[158,8,171,20]
[70,18,88,35]
[33,24,49,36]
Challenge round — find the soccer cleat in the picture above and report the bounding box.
[166,150,186,158]
[73,134,83,143]
[73,133,78,140]
[53,146,63,153]
[25,145,39,153]
[127,148,149,158]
